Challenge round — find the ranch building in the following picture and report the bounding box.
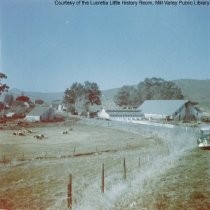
[138,100,202,121]
[98,109,143,121]
[25,106,55,122]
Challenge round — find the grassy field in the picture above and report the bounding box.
[0,119,209,210]
[124,148,210,210]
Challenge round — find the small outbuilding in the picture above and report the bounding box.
[138,100,202,121]
[25,106,55,122]
[97,109,110,120]
[51,100,67,112]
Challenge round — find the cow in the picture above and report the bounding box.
[34,134,45,140]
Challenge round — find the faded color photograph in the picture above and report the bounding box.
[0,0,210,209]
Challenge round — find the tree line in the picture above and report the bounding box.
[1,73,184,114]
[64,77,184,112]
[114,77,184,108]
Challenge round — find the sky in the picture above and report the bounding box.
[0,0,210,92]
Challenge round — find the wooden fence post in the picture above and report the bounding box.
[123,158,126,180]
[101,163,104,193]
[67,174,72,209]
[3,154,6,166]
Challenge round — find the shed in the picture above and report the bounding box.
[25,106,55,122]
[138,100,202,121]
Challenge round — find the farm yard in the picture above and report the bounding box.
[0,118,210,210]
[1,0,210,208]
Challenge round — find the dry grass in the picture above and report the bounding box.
[0,120,156,210]
[131,148,210,210]
[0,119,209,209]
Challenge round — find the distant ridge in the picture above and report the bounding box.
[5,88,64,102]
[102,79,210,111]
[173,79,210,101]
[1,79,210,111]
[103,79,210,101]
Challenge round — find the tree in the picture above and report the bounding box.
[138,77,184,101]
[159,81,183,99]
[63,82,84,113]
[4,94,14,106]
[63,81,101,114]
[114,85,140,108]
[63,82,84,105]
[114,77,184,107]
[84,81,101,105]
[0,73,9,95]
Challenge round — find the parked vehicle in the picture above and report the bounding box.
[197,127,210,150]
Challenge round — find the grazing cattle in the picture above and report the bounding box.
[34,134,45,140]
[13,129,33,136]
[61,130,68,134]
[13,130,25,136]
[61,128,73,134]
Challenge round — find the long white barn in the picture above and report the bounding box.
[98,109,143,121]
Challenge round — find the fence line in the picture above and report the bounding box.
[1,151,163,209]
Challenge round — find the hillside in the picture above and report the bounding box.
[103,79,210,111]
[3,88,64,103]
[1,79,210,111]
[173,79,210,102]
[173,79,210,112]
[102,79,210,103]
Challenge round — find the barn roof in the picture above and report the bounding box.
[138,100,189,116]
[27,106,53,116]
[106,109,143,117]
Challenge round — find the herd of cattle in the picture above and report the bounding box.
[13,129,46,140]
[12,128,73,140]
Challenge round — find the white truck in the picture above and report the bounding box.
[197,127,210,150]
